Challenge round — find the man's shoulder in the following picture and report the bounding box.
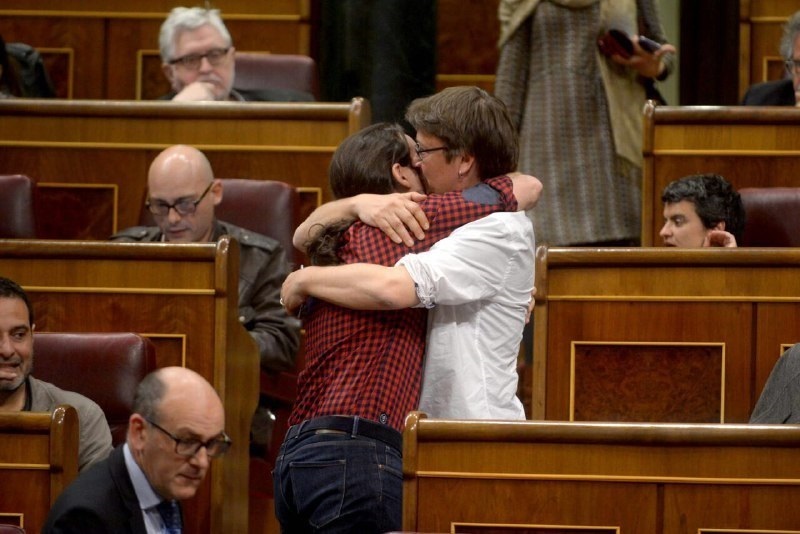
[110,226,161,242]
[29,376,105,414]
[216,220,282,254]
[742,78,794,105]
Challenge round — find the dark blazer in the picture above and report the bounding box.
[741,78,796,105]
[43,446,147,534]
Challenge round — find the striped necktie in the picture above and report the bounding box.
[156,499,182,534]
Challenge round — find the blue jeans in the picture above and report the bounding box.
[272,418,403,533]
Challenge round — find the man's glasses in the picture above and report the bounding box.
[785,59,800,75]
[145,181,214,217]
[146,418,232,458]
[415,142,448,161]
[169,47,230,71]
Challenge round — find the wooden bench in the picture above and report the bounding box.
[0,406,79,533]
[642,102,800,245]
[402,411,800,533]
[0,238,258,533]
[533,246,800,424]
[0,97,369,240]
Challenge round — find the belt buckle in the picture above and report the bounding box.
[315,429,348,436]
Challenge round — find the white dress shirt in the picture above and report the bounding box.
[398,212,534,420]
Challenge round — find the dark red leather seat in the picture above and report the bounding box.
[234,52,319,100]
[33,332,157,446]
[0,174,35,238]
[739,187,800,247]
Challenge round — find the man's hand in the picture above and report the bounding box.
[705,229,738,248]
[525,286,537,324]
[355,192,429,246]
[172,81,218,101]
[280,268,311,316]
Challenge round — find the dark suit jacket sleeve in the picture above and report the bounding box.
[741,79,795,105]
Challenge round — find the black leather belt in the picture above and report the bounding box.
[286,415,402,451]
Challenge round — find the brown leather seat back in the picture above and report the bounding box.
[140,178,304,268]
[0,174,35,238]
[33,332,157,446]
[234,52,319,99]
[739,187,800,247]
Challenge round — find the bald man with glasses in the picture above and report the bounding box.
[111,145,300,377]
[44,367,229,534]
[158,6,313,102]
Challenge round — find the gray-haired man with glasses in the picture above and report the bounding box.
[44,367,227,533]
[742,10,800,106]
[159,6,313,102]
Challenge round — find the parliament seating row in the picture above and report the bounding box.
[0,238,258,533]
[402,412,800,533]
[0,97,368,240]
[0,334,155,533]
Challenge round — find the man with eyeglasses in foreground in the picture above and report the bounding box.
[159,6,313,102]
[43,366,229,533]
[742,10,800,105]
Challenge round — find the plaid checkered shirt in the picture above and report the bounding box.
[289,175,518,431]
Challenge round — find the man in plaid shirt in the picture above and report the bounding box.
[273,87,539,533]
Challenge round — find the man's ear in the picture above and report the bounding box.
[162,63,176,88]
[211,179,223,207]
[457,153,476,179]
[391,163,413,191]
[713,221,726,231]
[128,413,147,448]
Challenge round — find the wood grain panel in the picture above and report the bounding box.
[403,414,800,534]
[572,343,723,423]
[436,0,500,93]
[0,17,104,99]
[0,407,79,534]
[533,247,800,424]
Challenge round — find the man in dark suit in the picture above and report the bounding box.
[742,11,800,106]
[43,367,229,533]
[158,6,313,102]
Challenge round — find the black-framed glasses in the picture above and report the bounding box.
[169,47,231,71]
[146,418,232,458]
[414,142,448,161]
[145,181,214,217]
[785,59,800,75]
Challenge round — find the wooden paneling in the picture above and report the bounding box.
[0,1,310,100]
[0,98,369,240]
[642,103,800,246]
[0,406,79,534]
[0,238,259,534]
[403,412,800,534]
[533,246,800,424]
[436,0,500,93]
